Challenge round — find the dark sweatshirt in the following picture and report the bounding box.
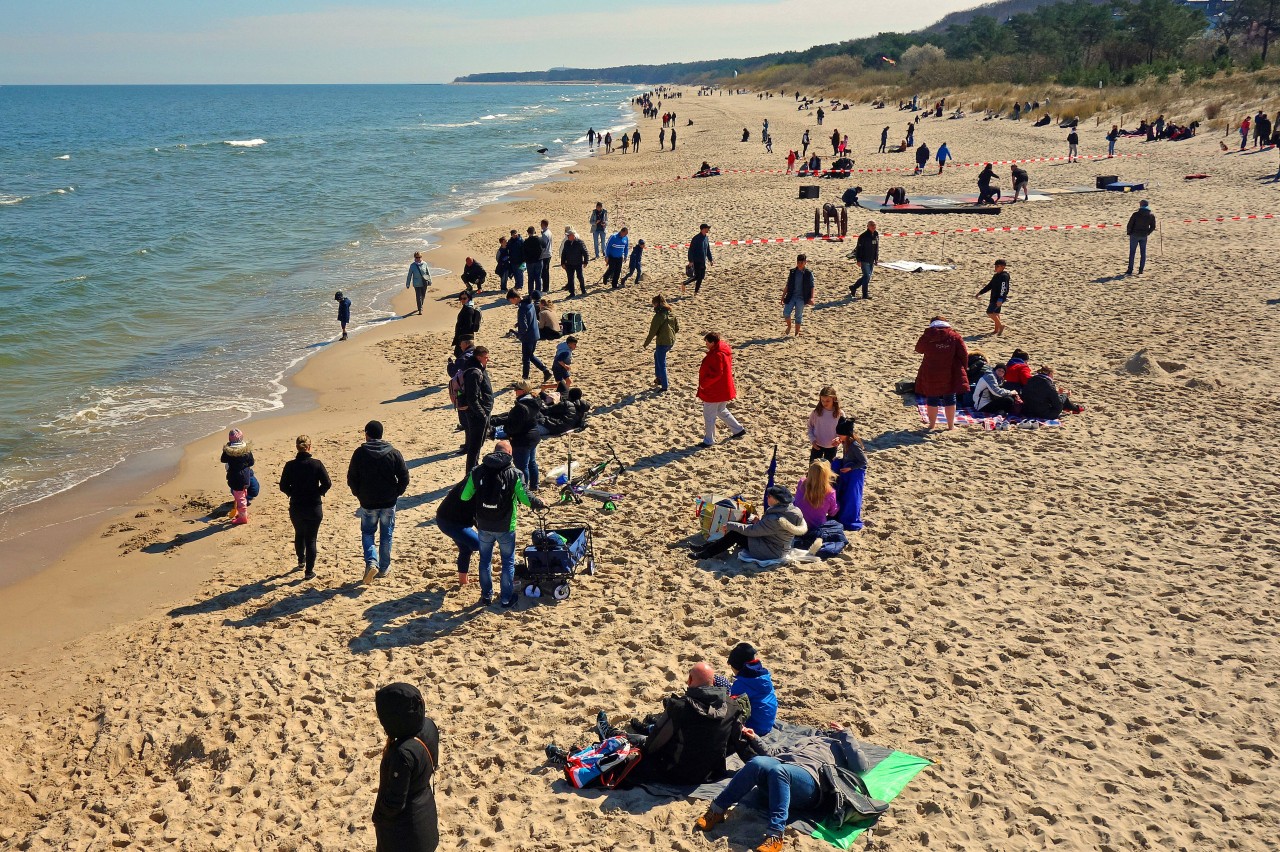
[373,683,440,852]
[278,451,332,521]
[346,440,409,510]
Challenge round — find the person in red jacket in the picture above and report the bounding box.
[697,332,747,447]
[914,317,969,430]
[1002,349,1032,389]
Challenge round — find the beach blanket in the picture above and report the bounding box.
[915,395,1061,428]
[637,722,931,849]
[878,260,955,273]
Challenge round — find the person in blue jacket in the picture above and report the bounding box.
[603,227,630,289]
[682,223,714,295]
[727,642,777,736]
[506,290,550,382]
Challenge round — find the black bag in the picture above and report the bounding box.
[1095,175,1118,189]
[470,466,513,528]
[799,185,820,199]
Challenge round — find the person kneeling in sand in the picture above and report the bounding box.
[694,726,880,852]
[687,485,807,563]
[584,662,752,785]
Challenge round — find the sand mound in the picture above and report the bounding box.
[1121,349,1172,380]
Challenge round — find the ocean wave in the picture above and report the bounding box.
[52,186,75,195]
[428,121,482,128]
[0,194,30,206]
[46,386,278,435]
[55,154,71,160]
[224,139,266,147]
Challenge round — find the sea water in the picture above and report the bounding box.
[0,84,638,516]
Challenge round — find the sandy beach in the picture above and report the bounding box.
[2,87,1279,851]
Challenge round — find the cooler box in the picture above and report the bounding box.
[1095,175,1119,189]
[799,185,819,199]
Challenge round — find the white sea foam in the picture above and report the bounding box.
[0,194,29,206]
[55,154,71,160]
[429,120,482,128]
[224,139,266,147]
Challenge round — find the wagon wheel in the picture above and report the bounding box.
[524,584,541,598]
[552,583,571,600]
[586,558,596,576]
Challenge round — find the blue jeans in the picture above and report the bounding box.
[1128,236,1147,273]
[477,529,517,603]
[592,229,607,257]
[654,345,671,390]
[437,516,479,574]
[357,506,396,571]
[511,265,525,291]
[1108,138,1116,156]
[521,339,548,378]
[712,756,821,837]
[512,442,540,490]
[853,261,873,298]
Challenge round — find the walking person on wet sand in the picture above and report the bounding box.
[406,251,432,315]
[974,259,1010,337]
[278,435,331,580]
[335,290,352,340]
[914,317,969,431]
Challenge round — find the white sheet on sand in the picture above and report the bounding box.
[878,260,956,273]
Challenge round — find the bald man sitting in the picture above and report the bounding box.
[595,662,751,786]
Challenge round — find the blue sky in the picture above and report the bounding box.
[1,1,981,84]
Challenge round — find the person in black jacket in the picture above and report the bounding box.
[435,478,479,587]
[781,254,815,337]
[977,163,1001,204]
[559,230,590,297]
[373,682,439,852]
[682,223,714,295]
[522,225,544,295]
[506,229,526,293]
[504,379,545,490]
[850,220,878,299]
[451,292,481,356]
[973,259,1010,336]
[459,347,494,475]
[1021,366,1083,418]
[1125,199,1156,275]
[278,435,331,579]
[594,662,750,786]
[459,257,487,294]
[346,420,410,584]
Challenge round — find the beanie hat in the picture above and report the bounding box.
[766,484,793,504]
[728,642,757,670]
[228,429,244,443]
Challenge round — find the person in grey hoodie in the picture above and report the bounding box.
[687,485,807,562]
[346,419,410,584]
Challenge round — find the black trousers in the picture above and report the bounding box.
[605,256,623,288]
[464,415,489,474]
[565,265,585,295]
[693,529,749,559]
[413,286,426,313]
[290,512,322,571]
[976,397,1016,415]
[686,262,707,293]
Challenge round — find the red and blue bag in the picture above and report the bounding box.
[563,735,641,789]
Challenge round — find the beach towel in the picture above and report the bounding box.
[915,395,1061,428]
[636,722,931,849]
[877,260,955,273]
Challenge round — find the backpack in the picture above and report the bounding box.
[563,736,642,789]
[470,464,514,527]
[560,312,586,335]
[447,360,469,406]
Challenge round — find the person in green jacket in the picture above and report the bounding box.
[642,294,679,392]
[460,440,547,607]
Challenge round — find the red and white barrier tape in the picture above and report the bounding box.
[643,213,1276,249]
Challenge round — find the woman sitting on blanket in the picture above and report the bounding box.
[1003,349,1033,389]
[1020,366,1083,418]
[688,485,807,563]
